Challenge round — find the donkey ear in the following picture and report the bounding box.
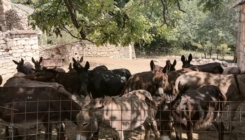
[72,57,77,63]
[150,60,155,72]
[181,55,185,62]
[172,59,177,66]
[32,57,35,63]
[39,57,43,63]
[20,58,24,65]
[85,61,90,70]
[69,63,72,69]
[12,60,19,65]
[73,62,80,71]
[80,56,83,63]
[188,54,192,62]
[166,60,171,66]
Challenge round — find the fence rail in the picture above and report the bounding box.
[0,99,244,140]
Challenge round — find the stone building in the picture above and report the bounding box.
[234,0,245,71]
[0,0,39,83]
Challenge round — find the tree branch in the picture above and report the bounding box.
[160,0,169,26]
[177,0,185,13]
[64,0,87,39]
[54,0,62,17]
[64,0,79,28]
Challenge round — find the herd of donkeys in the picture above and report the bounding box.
[0,53,243,140]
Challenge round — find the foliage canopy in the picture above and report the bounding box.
[12,0,237,59]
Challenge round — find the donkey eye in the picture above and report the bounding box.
[82,123,88,127]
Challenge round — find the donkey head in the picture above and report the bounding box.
[32,57,43,70]
[163,60,177,73]
[73,58,90,95]
[13,58,24,72]
[77,96,104,139]
[150,60,177,73]
[12,58,33,74]
[75,56,83,64]
[181,54,193,68]
[68,63,77,73]
[152,70,169,96]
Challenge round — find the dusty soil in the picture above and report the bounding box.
[0,55,245,140]
[66,55,184,74]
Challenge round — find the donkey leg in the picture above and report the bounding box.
[175,129,182,140]
[5,127,22,140]
[213,121,224,140]
[150,119,160,140]
[186,121,193,140]
[91,128,99,140]
[143,121,151,140]
[43,123,52,140]
[56,122,69,140]
[226,102,241,131]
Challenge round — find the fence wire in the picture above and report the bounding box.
[0,99,244,140]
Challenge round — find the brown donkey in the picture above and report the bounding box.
[174,71,245,131]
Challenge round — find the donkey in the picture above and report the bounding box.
[156,85,226,140]
[0,75,2,85]
[120,59,179,97]
[72,57,108,76]
[32,58,108,96]
[223,67,241,74]
[181,54,224,74]
[0,86,81,140]
[150,59,177,72]
[174,71,245,131]
[89,68,131,98]
[76,90,159,140]
[13,58,34,74]
[32,57,66,73]
[73,58,131,98]
[3,74,83,139]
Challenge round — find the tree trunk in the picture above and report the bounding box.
[233,49,237,63]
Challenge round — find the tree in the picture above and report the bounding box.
[28,0,232,46]
[216,43,230,59]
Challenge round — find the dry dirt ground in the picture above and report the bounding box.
[0,55,245,140]
[72,56,183,74]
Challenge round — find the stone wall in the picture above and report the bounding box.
[0,30,39,82]
[39,41,136,65]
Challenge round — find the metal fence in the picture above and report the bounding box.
[0,99,244,140]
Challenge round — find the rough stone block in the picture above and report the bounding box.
[6,40,13,47]
[25,51,33,57]
[31,44,38,49]
[13,49,23,53]
[24,45,31,50]
[12,52,21,57]
[18,39,25,45]
[0,68,8,75]
[0,39,5,44]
